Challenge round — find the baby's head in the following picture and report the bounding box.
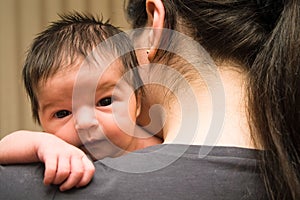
[23,12,142,124]
[22,13,145,158]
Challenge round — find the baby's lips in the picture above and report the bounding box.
[77,124,106,144]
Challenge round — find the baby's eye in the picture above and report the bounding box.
[97,97,112,107]
[54,110,72,118]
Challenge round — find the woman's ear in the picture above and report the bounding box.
[146,0,165,61]
[135,90,142,118]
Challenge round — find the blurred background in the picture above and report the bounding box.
[0,0,129,138]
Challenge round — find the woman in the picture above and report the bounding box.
[126,0,300,199]
[0,0,299,199]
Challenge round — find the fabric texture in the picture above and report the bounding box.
[0,144,268,200]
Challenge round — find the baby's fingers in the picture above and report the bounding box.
[76,155,95,187]
[52,156,71,185]
[59,156,84,191]
[43,155,58,185]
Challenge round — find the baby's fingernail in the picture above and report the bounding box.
[43,181,49,186]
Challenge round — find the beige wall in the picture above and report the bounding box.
[0,0,129,138]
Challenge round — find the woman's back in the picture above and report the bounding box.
[126,0,300,199]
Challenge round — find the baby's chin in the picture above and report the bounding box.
[80,141,125,161]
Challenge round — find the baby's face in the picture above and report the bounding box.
[36,59,140,159]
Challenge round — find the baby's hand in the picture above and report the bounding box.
[36,135,95,191]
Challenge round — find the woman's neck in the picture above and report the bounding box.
[163,64,256,149]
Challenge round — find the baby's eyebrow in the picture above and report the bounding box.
[39,98,70,114]
[96,82,117,92]
[39,101,53,113]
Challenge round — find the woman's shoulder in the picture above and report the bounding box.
[0,163,57,199]
[0,145,267,199]
[86,144,268,200]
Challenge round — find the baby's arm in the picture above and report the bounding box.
[0,130,95,191]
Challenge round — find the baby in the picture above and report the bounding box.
[0,12,161,191]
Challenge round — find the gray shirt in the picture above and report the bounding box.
[0,144,267,200]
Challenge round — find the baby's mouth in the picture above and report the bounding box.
[80,137,124,160]
[77,125,106,145]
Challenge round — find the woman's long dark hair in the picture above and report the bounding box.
[126,0,300,199]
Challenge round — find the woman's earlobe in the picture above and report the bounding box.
[135,91,142,118]
[147,29,156,61]
[147,46,157,61]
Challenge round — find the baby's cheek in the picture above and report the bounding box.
[103,119,124,138]
[111,103,137,134]
[103,118,134,145]
[53,121,82,147]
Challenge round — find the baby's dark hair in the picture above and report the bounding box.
[23,12,142,124]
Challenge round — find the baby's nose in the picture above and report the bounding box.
[75,118,98,130]
[74,107,98,130]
